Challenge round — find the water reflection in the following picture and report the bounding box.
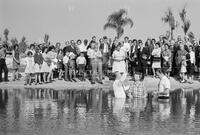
[0,88,200,135]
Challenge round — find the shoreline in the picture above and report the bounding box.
[0,76,199,92]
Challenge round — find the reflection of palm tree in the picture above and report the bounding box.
[162,8,178,40]
[103,9,133,39]
[179,7,190,35]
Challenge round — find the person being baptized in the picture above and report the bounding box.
[126,73,147,98]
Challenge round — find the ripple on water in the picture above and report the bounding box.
[0,88,200,135]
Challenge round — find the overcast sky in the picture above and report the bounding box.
[0,0,200,44]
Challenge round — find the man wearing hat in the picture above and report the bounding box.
[0,43,9,83]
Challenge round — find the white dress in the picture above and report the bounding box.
[34,64,43,73]
[41,53,51,73]
[24,57,35,74]
[113,73,130,98]
[152,48,161,68]
[180,61,187,73]
[112,50,126,73]
[47,51,57,70]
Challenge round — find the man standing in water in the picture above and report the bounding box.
[156,69,170,98]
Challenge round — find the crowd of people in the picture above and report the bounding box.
[0,34,200,86]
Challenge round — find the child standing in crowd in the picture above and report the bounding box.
[180,56,187,83]
[41,47,50,83]
[68,52,76,82]
[57,49,63,80]
[34,48,43,85]
[12,44,20,81]
[63,52,70,81]
[76,52,86,81]
[127,73,147,98]
[24,51,34,85]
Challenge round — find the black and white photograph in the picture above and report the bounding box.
[0,0,200,134]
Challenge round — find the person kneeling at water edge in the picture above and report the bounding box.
[155,69,170,99]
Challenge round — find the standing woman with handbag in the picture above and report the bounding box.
[151,42,161,77]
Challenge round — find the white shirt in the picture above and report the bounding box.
[121,42,130,53]
[87,48,95,59]
[158,76,170,93]
[103,43,109,53]
[189,51,195,64]
[63,56,69,64]
[78,43,87,52]
[76,56,86,65]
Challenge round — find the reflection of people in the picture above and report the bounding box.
[113,72,129,98]
[156,69,170,97]
[158,102,170,120]
[129,98,147,112]
[113,98,125,116]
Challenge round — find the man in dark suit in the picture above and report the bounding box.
[99,36,111,77]
[0,43,9,83]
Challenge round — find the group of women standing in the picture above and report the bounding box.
[12,44,59,85]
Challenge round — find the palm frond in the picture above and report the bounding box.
[182,20,191,35]
[121,18,133,28]
[103,23,117,30]
[187,31,195,40]
[107,9,127,25]
[179,7,186,22]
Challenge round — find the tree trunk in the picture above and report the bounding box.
[170,28,174,40]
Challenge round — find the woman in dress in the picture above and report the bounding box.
[162,43,172,78]
[112,43,126,74]
[42,47,51,83]
[151,42,161,77]
[47,46,57,82]
[12,44,20,81]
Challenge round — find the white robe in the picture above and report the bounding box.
[113,73,130,98]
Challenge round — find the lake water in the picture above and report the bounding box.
[0,88,200,135]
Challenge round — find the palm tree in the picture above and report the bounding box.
[179,7,191,35]
[3,28,9,43]
[103,9,133,39]
[162,8,178,40]
[44,34,49,44]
